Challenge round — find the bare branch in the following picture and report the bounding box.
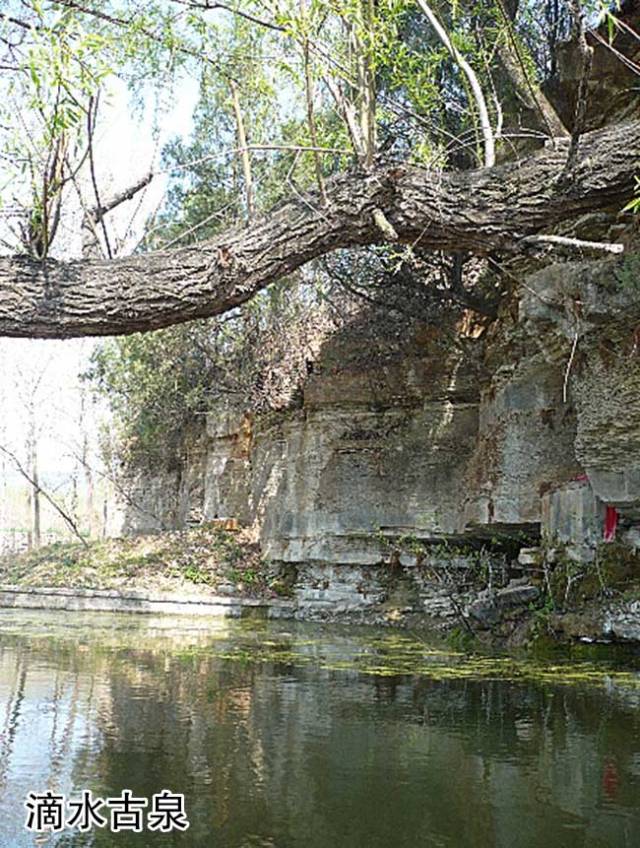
[0,443,89,547]
[416,0,496,167]
[521,234,625,254]
[89,172,154,222]
[168,0,285,33]
[229,80,254,220]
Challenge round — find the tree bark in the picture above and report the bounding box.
[0,118,637,339]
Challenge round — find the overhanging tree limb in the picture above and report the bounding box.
[0,118,637,340]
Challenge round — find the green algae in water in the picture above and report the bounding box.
[1,609,637,691]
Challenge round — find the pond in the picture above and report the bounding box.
[0,609,639,847]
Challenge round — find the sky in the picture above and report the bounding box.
[0,339,94,477]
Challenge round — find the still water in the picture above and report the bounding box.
[0,609,639,847]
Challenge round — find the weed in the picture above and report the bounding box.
[529,595,556,639]
[614,253,640,293]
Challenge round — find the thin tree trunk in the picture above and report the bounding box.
[0,444,89,547]
[325,76,368,160]
[495,0,568,139]
[78,387,94,536]
[564,0,593,171]
[352,0,377,167]
[416,0,496,167]
[230,81,255,220]
[27,409,41,549]
[300,0,327,202]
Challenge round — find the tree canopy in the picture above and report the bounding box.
[0,0,638,338]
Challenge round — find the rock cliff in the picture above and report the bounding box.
[114,244,640,637]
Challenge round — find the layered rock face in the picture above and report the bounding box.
[123,314,483,552]
[119,251,640,579]
[111,249,640,635]
[521,257,640,532]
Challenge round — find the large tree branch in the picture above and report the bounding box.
[0,119,637,339]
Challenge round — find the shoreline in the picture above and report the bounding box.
[0,582,295,619]
[1,580,639,649]
[2,528,640,647]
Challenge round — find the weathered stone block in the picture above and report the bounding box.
[467,582,540,627]
[541,480,604,545]
[518,547,541,566]
[587,467,640,519]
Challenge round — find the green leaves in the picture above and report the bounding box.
[623,177,640,214]
[88,326,213,464]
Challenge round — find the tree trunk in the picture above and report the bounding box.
[80,390,95,537]
[230,81,255,220]
[495,39,569,139]
[26,414,41,549]
[494,0,569,139]
[352,0,377,168]
[0,118,637,340]
[300,0,327,203]
[416,0,495,167]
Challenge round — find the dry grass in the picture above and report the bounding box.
[0,524,277,598]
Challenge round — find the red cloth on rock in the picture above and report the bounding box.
[604,505,618,543]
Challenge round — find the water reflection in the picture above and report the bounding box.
[0,610,638,847]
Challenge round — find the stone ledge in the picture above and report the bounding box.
[0,584,296,620]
